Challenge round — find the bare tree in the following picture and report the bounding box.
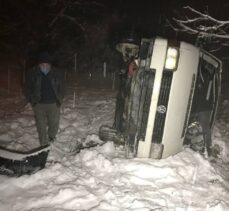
[0,0,105,65]
[167,6,229,52]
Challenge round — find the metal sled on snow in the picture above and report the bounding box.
[0,145,50,176]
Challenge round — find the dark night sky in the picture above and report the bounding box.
[0,0,229,73]
[1,0,228,48]
[96,0,229,48]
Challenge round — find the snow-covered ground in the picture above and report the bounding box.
[0,81,228,211]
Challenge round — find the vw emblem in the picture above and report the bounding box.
[157,105,166,114]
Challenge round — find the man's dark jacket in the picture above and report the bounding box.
[24,66,65,106]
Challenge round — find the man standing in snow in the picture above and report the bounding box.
[24,52,64,146]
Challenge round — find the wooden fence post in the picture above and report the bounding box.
[8,67,10,94]
[112,72,116,90]
[103,62,107,78]
[74,53,77,74]
[73,91,76,108]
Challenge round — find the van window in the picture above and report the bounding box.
[191,54,220,117]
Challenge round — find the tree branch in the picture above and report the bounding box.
[168,6,229,52]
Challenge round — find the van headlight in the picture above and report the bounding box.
[165,47,179,70]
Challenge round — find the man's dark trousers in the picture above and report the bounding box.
[33,103,60,146]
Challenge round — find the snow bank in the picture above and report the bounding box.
[0,85,228,211]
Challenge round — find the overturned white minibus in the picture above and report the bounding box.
[100,37,222,159]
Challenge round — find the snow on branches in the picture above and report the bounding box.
[168,6,229,52]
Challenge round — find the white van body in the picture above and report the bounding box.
[135,38,222,158]
[100,37,222,159]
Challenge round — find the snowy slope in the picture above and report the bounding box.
[0,83,228,211]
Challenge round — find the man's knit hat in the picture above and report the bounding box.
[38,52,51,64]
